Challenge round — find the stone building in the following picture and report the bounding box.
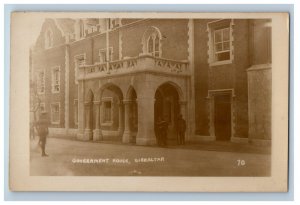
[30,18,272,146]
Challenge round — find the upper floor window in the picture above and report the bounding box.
[74,54,86,84]
[37,70,45,94]
[109,18,121,29]
[45,29,53,49]
[207,19,234,66]
[79,20,85,38]
[142,26,162,57]
[147,33,160,57]
[40,103,45,112]
[51,66,60,93]
[99,47,113,63]
[214,27,230,61]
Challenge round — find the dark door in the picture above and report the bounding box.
[214,94,231,141]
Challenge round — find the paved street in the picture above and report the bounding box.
[30,137,271,176]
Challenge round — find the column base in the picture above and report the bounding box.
[190,135,216,142]
[136,137,157,145]
[76,133,85,140]
[93,129,103,141]
[122,130,132,143]
[231,136,249,144]
[83,129,93,141]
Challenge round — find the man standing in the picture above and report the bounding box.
[177,114,186,145]
[156,116,168,147]
[36,112,49,157]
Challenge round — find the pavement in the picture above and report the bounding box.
[30,137,271,176]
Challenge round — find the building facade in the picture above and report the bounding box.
[30,18,272,146]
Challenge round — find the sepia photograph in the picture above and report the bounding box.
[9,12,289,192]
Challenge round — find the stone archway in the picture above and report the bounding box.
[154,82,182,145]
[95,83,124,142]
[123,86,138,144]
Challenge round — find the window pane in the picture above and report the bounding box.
[154,36,159,52]
[215,43,223,52]
[104,101,112,122]
[223,28,230,41]
[216,51,230,61]
[214,30,222,43]
[148,37,153,53]
[223,41,230,50]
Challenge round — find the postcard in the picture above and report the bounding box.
[9,12,289,192]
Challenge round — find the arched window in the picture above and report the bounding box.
[45,29,53,49]
[142,26,162,57]
[79,20,85,38]
[147,33,160,57]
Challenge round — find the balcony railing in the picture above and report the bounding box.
[78,54,189,80]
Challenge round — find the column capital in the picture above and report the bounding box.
[94,101,101,105]
[123,99,132,104]
[84,101,93,106]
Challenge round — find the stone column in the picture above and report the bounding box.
[122,100,132,143]
[179,100,188,141]
[84,102,93,140]
[118,101,124,138]
[136,97,156,145]
[93,101,102,141]
[77,81,85,140]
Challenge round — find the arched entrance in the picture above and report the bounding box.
[123,86,138,144]
[154,82,181,145]
[98,84,124,141]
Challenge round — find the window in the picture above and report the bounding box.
[37,70,45,94]
[45,29,53,49]
[79,20,85,38]
[147,33,160,57]
[99,48,113,63]
[51,67,60,93]
[74,54,86,84]
[214,27,230,61]
[74,99,78,125]
[109,18,121,29]
[51,103,60,124]
[104,101,112,122]
[207,19,233,66]
[142,27,162,57]
[40,103,45,112]
[101,97,114,126]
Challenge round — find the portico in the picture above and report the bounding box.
[76,54,191,145]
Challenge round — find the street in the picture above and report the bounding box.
[30,137,271,176]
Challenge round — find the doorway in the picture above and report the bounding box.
[154,83,180,144]
[214,94,231,141]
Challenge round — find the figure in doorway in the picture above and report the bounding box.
[177,114,186,145]
[36,112,49,157]
[156,116,169,147]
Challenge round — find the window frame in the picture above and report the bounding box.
[99,47,113,63]
[51,66,60,93]
[207,19,234,67]
[147,33,161,57]
[101,97,114,126]
[50,102,60,125]
[45,28,54,49]
[37,69,45,95]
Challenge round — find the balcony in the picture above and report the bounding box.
[78,54,189,80]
